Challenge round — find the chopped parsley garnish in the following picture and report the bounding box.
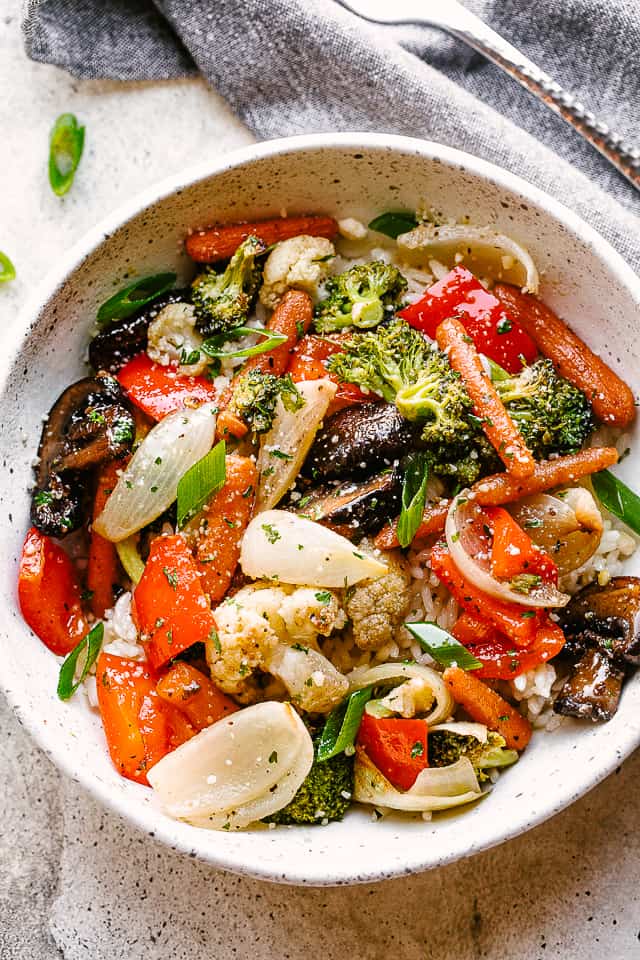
[314,591,332,604]
[410,741,424,759]
[163,566,179,589]
[269,750,278,764]
[496,317,512,334]
[261,523,281,544]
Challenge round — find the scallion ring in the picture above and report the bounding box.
[405,621,482,671]
[0,251,16,283]
[202,326,287,360]
[57,622,104,701]
[176,439,227,528]
[96,272,177,325]
[48,113,85,197]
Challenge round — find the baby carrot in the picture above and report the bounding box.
[87,458,127,617]
[495,284,636,428]
[436,315,535,479]
[186,215,338,263]
[443,665,532,751]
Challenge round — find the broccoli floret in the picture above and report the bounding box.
[228,369,304,434]
[429,730,518,783]
[314,261,408,333]
[496,359,594,458]
[266,748,354,825]
[191,235,265,335]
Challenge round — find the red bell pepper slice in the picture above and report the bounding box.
[117,353,217,421]
[18,527,88,656]
[133,534,216,670]
[430,541,542,646]
[486,506,557,584]
[399,266,537,374]
[452,611,565,679]
[287,334,371,414]
[96,652,171,784]
[357,712,428,791]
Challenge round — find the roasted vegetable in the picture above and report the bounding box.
[292,470,402,540]
[265,745,354,825]
[314,261,407,332]
[31,374,135,537]
[429,729,518,782]
[303,402,419,482]
[554,648,625,722]
[191,235,265,335]
[88,289,189,373]
[228,369,303,435]
[494,359,594,459]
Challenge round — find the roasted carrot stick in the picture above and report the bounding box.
[471,446,619,506]
[495,283,636,428]
[87,458,127,617]
[214,290,313,441]
[374,501,449,551]
[443,666,532,751]
[436,316,535,479]
[156,662,238,730]
[185,454,257,601]
[186,215,338,263]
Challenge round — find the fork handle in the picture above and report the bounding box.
[441,7,640,192]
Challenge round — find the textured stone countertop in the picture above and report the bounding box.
[1,3,637,958]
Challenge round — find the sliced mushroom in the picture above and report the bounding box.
[292,470,401,541]
[553,648,624,722]
[31,373,135,537]
[558,576,640,665]
[88,289,190,373]
[302,402,419,482]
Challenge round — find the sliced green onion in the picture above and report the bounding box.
[116,535,145,584]
[484,356,510,382]
[405,622,482,671]
[177,439,226,528]
[57,622,104,701]
[0,251,16,283]
[396,453,429,549]
[202,326,287,360]
[316,685,373,762]
[48,113,85,197]
[96,272,177,325]
[368,211,418,239]
[592,469,640,536]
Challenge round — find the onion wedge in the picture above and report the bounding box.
[354,750,482,812]
[509,488,603,576]
[240,510,388,587]
[397,223,539,293]
[445,494,570,608]
[256,378,337,512]
[347,662,454,726]
[148,701,313,829]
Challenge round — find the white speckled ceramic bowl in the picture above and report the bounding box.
[2,134,640,886]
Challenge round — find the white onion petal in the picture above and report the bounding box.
[508,488,603,576]
[445,495,570,608]
[94,402,217,542]
[347,662,454,726]
[256,379,337,512]
[354,751,482,812]
[240,510,388,586]
[397,223,539,293]
[148,701,313,829]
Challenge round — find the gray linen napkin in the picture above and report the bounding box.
[22,0,640,270]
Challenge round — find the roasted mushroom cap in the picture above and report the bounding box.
[31,373,135,537]
[291,470,402,541]
[88,289,189,373]
[303,403,419,482]
[553,576,640,721]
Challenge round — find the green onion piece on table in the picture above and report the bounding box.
[0,251,16,283]
[396,453,429,549]
[177,439,227,528]
[592,469,640,536]
[368,211,419,239]
[202,326,287,360]
[405,621,482,671]
[96,272,177,324]
[57,622,104,701]
[316,685,373,762]
[48,113,85,197]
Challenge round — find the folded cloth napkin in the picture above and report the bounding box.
[23,0,639,268]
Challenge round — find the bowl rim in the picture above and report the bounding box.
[3,131,640,886]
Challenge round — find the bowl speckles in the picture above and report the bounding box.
[1,133,640,886]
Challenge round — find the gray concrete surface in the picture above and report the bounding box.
[0,3,636,957]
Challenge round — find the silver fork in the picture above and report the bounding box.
[337,0,640,193]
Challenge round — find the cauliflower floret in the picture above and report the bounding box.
[338,217,368,240]
[146,302,209,376]
[206,583,347,701]
[259,235,335,309]
[279,587,347,644]
[344,551,412,651]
